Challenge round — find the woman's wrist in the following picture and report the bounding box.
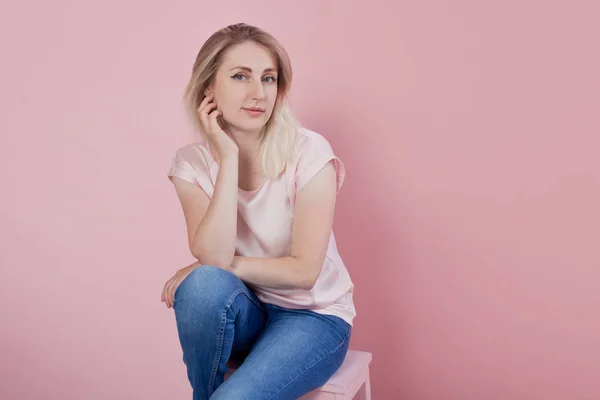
[220,152,238,163]
[227,256,241,278]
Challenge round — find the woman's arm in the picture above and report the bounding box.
[229,161,338,290]
[172,155,239,268]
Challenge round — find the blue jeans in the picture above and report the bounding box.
[173,265,352,400]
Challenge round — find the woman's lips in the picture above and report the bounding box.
[243,108,265,117]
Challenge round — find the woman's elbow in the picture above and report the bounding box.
[301,278,317,291]
[301,266,321,290]
[190,248,233,269]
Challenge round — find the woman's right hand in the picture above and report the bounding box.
[197,94,239,160]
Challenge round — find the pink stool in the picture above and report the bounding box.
[226,350,372,399]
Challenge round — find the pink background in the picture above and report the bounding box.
[1,1,599,399]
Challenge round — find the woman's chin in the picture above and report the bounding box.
[228,120,267,135]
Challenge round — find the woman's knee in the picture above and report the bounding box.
[174,265,244,308]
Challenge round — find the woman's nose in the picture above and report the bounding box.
[250,80,265,100]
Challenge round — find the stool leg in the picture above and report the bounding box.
[356,367,371,400]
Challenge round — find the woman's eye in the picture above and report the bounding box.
[231,74,276,83]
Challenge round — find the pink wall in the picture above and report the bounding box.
[1,1,599,399]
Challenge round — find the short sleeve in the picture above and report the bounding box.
[167,144,215,197]
[168,148,198,185]
[295,133,346,193]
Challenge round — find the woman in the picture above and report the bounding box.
[161,23,356,399]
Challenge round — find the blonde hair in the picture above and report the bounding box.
[183,23,300,179]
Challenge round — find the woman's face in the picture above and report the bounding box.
[208,41,279,135]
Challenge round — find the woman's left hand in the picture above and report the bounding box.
[161,260,201,308]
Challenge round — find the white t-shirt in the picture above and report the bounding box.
[168,127,355,326]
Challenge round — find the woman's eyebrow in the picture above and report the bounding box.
[229,66,277,73]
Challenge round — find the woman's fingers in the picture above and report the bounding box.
[208,109,223,133]
[166,280,175,308]
[168,278,181,308]
[199,101,217,121]
[163,265,197,308]
[204,107,221,136]
[197,94,213,113]
[161,279,171,302]
[197,95,217,131]
[164,277,177,308]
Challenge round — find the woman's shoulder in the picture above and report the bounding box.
[287,127,345,192]
[169,138,215,178]
[292,127,336,158]
[294,127,332,144]
[168,138,215,187]
[172,139,211,163]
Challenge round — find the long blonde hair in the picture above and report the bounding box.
[183,23,300,179]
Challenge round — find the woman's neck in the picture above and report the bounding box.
[228,126,263,162]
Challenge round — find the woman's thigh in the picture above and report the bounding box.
[212,304,352,400]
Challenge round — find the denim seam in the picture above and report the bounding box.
[264,330,352,400]
[208,288,265,396]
